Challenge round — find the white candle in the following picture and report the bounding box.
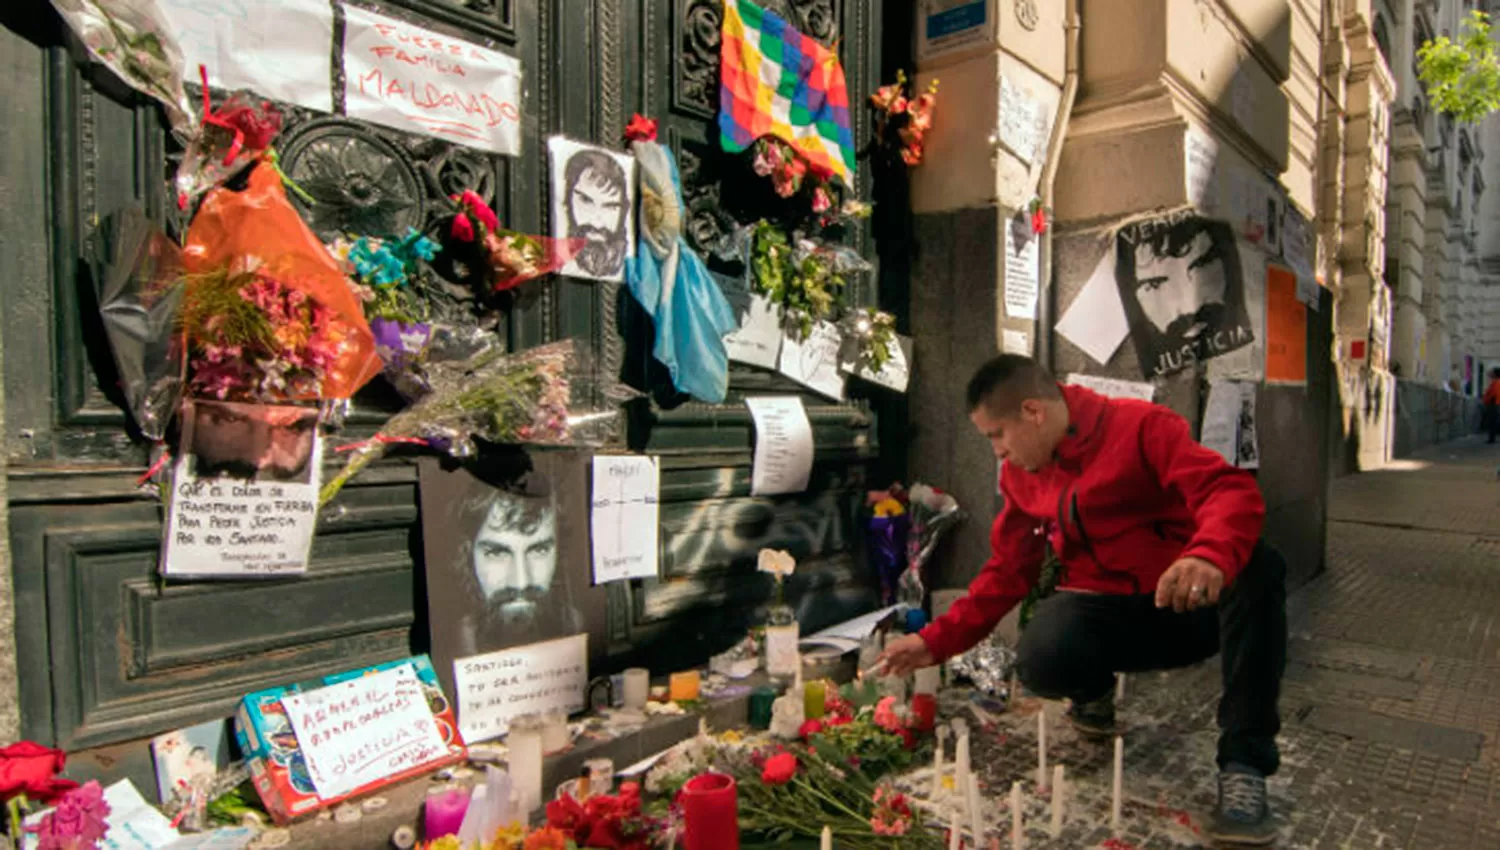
[931,725,947,799]
[954,726,971,791]
[541,711,570,754]
[1049,765,1065,838]
[1115,673,1126,702]
[1036,710,1048,790]
[820,825,832,850]
[947,805,961,850]
[622,668,649,710]
[1010,780,1023,850]
[507,716,545,816]
[969,773,984,845]
[1111,736,1124,832]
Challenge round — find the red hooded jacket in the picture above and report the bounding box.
[918,384,1266,662]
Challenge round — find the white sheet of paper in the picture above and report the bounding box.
[723,293,784,369]
[162,438,321,578]
[29,779,187,850]
[1002,329,1030,355]
[342,5,522,155]
[1066,373,1156,402]
[1056,248,1129,366]
[745,396,815,497]
[549,136,637,282]
[1185,129,1220,211]
[779,322,847,400]
[453,634,588,743]
[1004,222,1040,320]
[1200,380,1243,465]
[1280,213,1320,308]
[842,334,911,393]
[590,455,660,584]
[802,604,903,645]
[998,75,1046,165]
[282,663,448,800]
[163,828,257,850]
[157,0,333,112]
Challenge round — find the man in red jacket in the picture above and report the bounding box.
[880,355,1286,845]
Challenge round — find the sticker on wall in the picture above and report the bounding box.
[343,5,523,156]
[158,0,335,112]
[548,137,637,283]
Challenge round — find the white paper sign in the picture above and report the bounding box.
[158,0,334,112]
[548,136,637,282]
[1002,329,1030,355]
[779,322,847,400]
[1185,129,1220,211]
[1280,212,1320,308]
[1066,373,1156,402]
[1201,380,1259,469]
[745,396,815,496]
[282,663,448,800]
[1056,247,1130,366]
[453,634,588,743]
[162,403,322,578]
[1004,219,1040,320]
[999,75,1048,165]
[842,334,912,393]
[724,292,784,369]
[590,455,660,584]
[343,5,523,155]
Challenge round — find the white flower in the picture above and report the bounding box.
[757,548,796,578]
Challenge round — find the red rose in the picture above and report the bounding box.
[624,114,658,142]
[459,190,500,232]
[0,741,76,803]
[798,719,825,740]
[450,212,475,243]
[760,752,798,785]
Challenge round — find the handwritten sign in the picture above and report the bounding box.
[1004,218,1040,320]
[343,5,522,155]
[999,74,1049,165]
[1066,373,1157,402]
[590,455,660,584]
[162,439,321,578]
[453,634,588,743]
[281,664,448,800]
[842,334,912,393]
[723,291,785,370]
[158,0,334,112]
[745,396,815,496]
[778,321,847,400]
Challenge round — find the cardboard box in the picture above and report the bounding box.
[234,655,466,824]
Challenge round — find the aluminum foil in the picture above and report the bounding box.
[945,631,1019,699]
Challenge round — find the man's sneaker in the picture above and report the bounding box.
[1208,763,1277,845]
[1065,689,1117,739]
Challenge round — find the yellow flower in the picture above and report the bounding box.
[874,498,906,518]
[488,821,528,850]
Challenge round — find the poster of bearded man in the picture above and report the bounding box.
[548,136,637,283]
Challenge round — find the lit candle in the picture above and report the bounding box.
[1036,711,1048,790]
[670,670,701,702]
[1111,736,1124,833]
[931,724,947,799]
[1049,765,1064,838]
[946,806,961,850]
[681,773,739,850]
[1010,780,1023,850]
[541,710,570,754]
[423,786,470,839]
[622,668,650,709]
[968,773,983,845]
[507,715,545,817]
[820,825,832,850]
[804,680,826,719]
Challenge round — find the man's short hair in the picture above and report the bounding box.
[965,355,1062,416]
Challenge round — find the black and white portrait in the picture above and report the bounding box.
[185,400,319,484]
[1115,213,1254,379]
[548,136,636,283]
[420,452,608,697]
[1235,389,1260,469]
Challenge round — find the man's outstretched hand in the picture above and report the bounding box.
[877,633,935,678]
[1155,556,1224,612]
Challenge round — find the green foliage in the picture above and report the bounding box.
[750,220,848,340]
[1417,10,1500,124]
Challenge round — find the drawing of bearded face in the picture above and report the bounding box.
[1133,230,1229,342]
[564,151,629,277]
[471,491,558,628]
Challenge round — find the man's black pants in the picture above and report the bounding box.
[1015,542,1288,775]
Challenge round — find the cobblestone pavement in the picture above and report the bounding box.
[902,438,1500,849]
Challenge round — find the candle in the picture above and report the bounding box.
[1115,673,1126,702]
[1036,711,1048,790]
[911,692,937,731]
[541,710,570,754]
[680,773,739,850]
[931,725,947,798]
[946,805,961,850]
[622,668,650,709]
[1009,781,1023,850]
[914,665,941,695]
[1049,765,1064,838]
[507,716,545,816]
[670,670,701,702]
[820,825,832,850]
[953,722,971,791]
[804,680,826,719]
[423,786,470,839]
[749,686,776,729]
[1111,736,1124,832]
[969,773,984,845]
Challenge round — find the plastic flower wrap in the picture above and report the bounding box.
[319,338,635,505]
[896,483,964,608]
[447,190,583,292]
[97,207,186,441]
[182,162,382,402]
[175,72,285,207]
[865,485,910,605]
[48,0,195,140]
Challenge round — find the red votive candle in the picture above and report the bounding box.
[423,786,471,839]
[681,772,739,850]
[911,693,937,731]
